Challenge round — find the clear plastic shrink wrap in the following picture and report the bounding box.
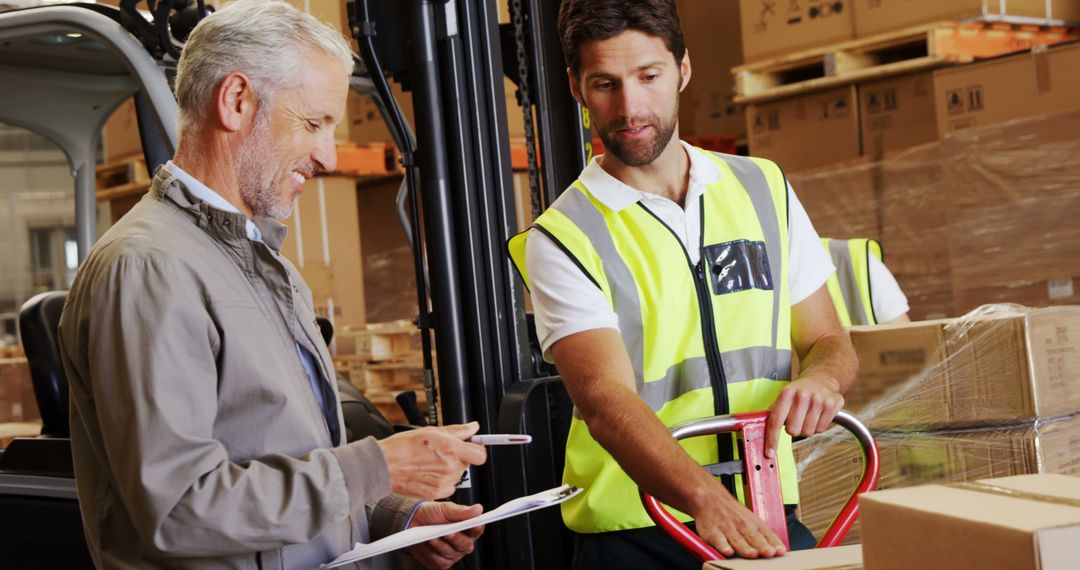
[791,107,1080,321]
[796,304,1080,544]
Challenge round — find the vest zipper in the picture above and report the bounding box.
[634,203,729,411]
[693,201,739,496]
[637,201,738,495]
[694,261,730,416]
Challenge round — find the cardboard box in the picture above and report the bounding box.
[845,317,950,426]
[846,306,1080,429]
[859,72,938,158]
[857,41,1080,157]
[875,159,954,320]
[949,193,1080,312]
[278,176,367,341]
[504,78,528,138]
[790,158,881,240]
[796,412,1080,544]
[356,174,418,324]
[705,544,863,569]
[348,82,416,145]
[0,357,39,424]
[855,41,1080,158]
[746,85,860,173]
[855,0,1080,38]
[497,0,527,138]
[934,42,1080,135]
[740,0,855,63]
[102,97,142,162]
[678,0,746,138]
[792,94,1080,322]
[860,474,1080,570]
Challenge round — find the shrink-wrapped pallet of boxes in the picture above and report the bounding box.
[793,106,1080,320]
[795,305,1080,544]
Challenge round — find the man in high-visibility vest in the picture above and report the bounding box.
[507,1,858,568]
[821,238,910,326]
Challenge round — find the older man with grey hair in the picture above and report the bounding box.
[59,1,486,568]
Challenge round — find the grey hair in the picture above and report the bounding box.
[174,0,355,131]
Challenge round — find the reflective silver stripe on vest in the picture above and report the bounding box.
[554,183,792,418]
[553,189,646,387]
[709,153,784,375]
[828,239,870,326]
[637,348,794,412]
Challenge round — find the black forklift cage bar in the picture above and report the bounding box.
[354,0,589,567]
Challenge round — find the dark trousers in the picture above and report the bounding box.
[572,506,816,570]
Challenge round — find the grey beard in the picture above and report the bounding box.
[235,110,292,220]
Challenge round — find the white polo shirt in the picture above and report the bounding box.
[525,141,836,356]
[867,254,909,323]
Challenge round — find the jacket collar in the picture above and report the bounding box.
[150,163,289,252]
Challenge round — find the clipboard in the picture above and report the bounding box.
[322,484,582,568]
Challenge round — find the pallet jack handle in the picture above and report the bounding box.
[640,409,879,563]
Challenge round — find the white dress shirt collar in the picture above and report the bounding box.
[164,161,262,242]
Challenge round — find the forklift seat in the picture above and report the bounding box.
[494,375,576,569]
[18,291,70,439]
[3,292,88,567]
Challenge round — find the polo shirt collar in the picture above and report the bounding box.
[577,140,724,212]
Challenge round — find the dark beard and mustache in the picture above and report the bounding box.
[595,106,679,167]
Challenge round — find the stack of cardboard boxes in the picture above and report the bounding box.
[792,102,1080,321]
[677,1,747,140]
[796,305,1080,544]
[543,1,1080,322]
[738,0,1080,172]
[860,40,1080,159]
[0,357,41,447]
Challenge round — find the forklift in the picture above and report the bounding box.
[0,1,874,568]
[0,1,580,567]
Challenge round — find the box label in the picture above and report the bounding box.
[1048,278,1075,300]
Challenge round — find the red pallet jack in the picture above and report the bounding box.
[641,410,880,563]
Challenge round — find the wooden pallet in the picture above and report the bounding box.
[333,142,403,177]
[95,155,150,201]
[338,320,422,361]
[0,421,42,449]
[734,21,1078,104]
[340,355,425,392]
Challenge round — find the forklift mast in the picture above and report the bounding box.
[0,0,582,566]
[351,0,590,567]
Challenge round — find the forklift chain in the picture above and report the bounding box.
[509,0,543,220]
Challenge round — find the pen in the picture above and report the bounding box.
[469,434,533,445]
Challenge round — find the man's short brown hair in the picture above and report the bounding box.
[558,0,686,77]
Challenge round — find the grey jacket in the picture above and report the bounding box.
[60,167,416,569]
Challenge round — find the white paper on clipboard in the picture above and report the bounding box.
[321,484,582,568]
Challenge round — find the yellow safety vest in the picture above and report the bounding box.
[508,149,796,533]
[822,238,882,326]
